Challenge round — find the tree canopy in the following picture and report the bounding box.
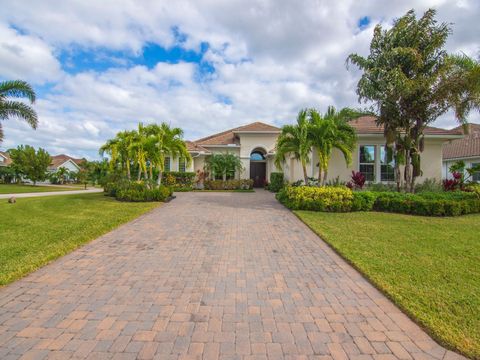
[9,145,51,185]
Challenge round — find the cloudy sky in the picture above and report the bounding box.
[0,0,479,159]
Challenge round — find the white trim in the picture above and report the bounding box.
[199,144,240,148]
[443,155,480,161]
[50,159,80,171]
[233,130,280,134]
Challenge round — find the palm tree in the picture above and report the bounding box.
[130,123,149,181]
[116,130,135,179]
[0,80,38,143]
[99,138,120,171]
[275,109,311,184]
[205,153,243,181]
[308,107,358,185]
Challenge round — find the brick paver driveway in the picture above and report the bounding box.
[0,191,464,360]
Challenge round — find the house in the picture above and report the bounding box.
[442,123,480,181]
[0,151,12,167]
[181,117,462,187]
[48,154,84,173]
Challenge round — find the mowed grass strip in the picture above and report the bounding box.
[0,193,159,285]
[0,184,78,194]
[295,211,480,359]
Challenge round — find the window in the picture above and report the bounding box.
[178,157,186,172]
[164,157,170,172]
[250,151,265,161]
[380,146,395,182]
[359,145,375,181]
[472,163,480,182]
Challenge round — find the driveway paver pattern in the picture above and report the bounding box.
[0,190,465,360]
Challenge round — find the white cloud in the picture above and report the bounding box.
[0,0,478,159]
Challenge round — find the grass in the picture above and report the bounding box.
[295,211,480,359]
[0,193,159,285]
[0,184,78,194]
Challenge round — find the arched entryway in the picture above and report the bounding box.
[250,148,267,188]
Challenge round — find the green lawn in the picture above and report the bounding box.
[0,184,78,194]
[0,193,159,285]
[295,211,480,359]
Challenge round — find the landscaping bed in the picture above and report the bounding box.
[277,185,480,216]
[0,193,158,285]
[295,210,480,359]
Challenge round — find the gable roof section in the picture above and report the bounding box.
[0,151,12,166]
[349,116,463,136]
[48,154,85,170]
[443,123,480,160]
[185,141,210,153]
[194,122,280,146]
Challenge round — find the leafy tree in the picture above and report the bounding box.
[0,80,37,143]
[205,153,243,181]
[347,9,474,192]
[54,167,69,184]
[9,145,51,185]
[308,107,358,185]
[275,109,312,184]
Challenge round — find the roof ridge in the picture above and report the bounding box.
[194,121,279,144]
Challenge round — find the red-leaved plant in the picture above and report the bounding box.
[346,171,366,190]
[443,172,462,191]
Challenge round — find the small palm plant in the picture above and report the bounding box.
[0,80,37,143]
[205,153,243,181]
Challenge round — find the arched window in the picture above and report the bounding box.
[250,151,265,161]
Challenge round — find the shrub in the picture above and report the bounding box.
[346,171,366,190]
[365,182,397,192]
[352,191,377,211]
[268,172,284,192]
[116,185,172,202]
[373,191,480,216]
[204,179,253,190]
[414,178,443,193]
[163,171,195,188]
[325,176,346,187]
[276,186,354,211]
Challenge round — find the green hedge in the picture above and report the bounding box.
[277,186,480,216]
[104,180,173,202]
[163,171,195,188]
[268,172,284,192]
[204,179,253,190]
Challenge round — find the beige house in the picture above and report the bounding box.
[442,123,480,181]
[172,117,461,187]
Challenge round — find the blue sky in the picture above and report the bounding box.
[0,0,479,159]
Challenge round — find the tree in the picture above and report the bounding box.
[205,153,243,181]
[347,9,473,192]
[0,80,38,143]
[9,145,51,185]
[54,167,69,184]
[308,107,358,185]
[275,109,311,184]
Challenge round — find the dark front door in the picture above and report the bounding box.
[250,162,266,188]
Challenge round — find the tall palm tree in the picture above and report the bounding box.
[116,130,135,179]
[275,109,312,184]
[308,107,358,185]
[130,123,149,181]
[99,138,119,171]
[0,80,37,143]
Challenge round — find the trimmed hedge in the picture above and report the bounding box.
[268,172,284,192]
[277,186,480,216]
[104,180,173,202]
[163,171,195,188]
[204,179,253,190]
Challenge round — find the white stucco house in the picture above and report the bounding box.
[169,117,462,187]
[442,123,480,181]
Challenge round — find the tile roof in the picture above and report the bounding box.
[48,154,85,170]
[0,151,12,166]
[194,122,280,146]
[185,141,209,153]
[349,116,463,136]
[442,123,480,160]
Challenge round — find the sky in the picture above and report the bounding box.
[0,0,479,159]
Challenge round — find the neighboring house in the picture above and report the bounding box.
[47,155,85,183]
[442,123,480,181]
[0,151,12,167]
[184,117,462,187]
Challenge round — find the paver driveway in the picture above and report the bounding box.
[0,191,464,360]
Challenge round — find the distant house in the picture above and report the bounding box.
[442,123,480,181]
[0,151,12,167]
[48,154,84,173]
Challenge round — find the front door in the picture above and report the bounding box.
[250,162,266,187]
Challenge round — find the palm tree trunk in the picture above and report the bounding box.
[126,160,131,180]
[322,169,328,186]
[137,162,142,181]
[317,165,322,186]
[157,169,162,186]
[149,164,153,180]
[302,163,308,185]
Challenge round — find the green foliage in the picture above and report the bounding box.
[0,166,15,183]
[351,191,377,211]
[347,9,473,192]
[0,80,37,143]
[163,171,195,188]
[205,153,243,180]
[268,172,284,192]
[9,145,51,184]
[276,186,354,212]
[373,191,480,216]
[414,178,443,193]
[365,182,397,192]
[116,184,172,202]
[449,160,480,184]
[204,179,253,190]
[325,176,346,187]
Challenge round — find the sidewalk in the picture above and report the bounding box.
[0,188,103,199]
